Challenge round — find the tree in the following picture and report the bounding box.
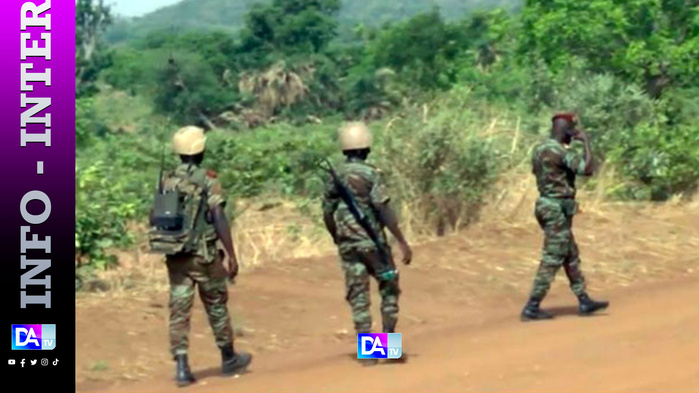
[153,51,235,129]
[238,0,341,63]
[519,0,699,98]
[76,0,113,97]
[369,9,464,90]
[456,9,516,69]
[135,29,239,82]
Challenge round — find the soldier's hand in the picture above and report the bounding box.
[226,256,238,284]
[227,259,240,282]
[399,242,413,265]
[572,129,588,142]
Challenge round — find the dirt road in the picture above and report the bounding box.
[76,203,699,392]
[79,277,699,393]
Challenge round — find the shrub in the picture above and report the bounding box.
[551,73,661,157]
[205,123,337,198]
[547,73,699,200]
[76,98,96,148]
[377,88,503,235]
[608,122,699,201]
[75,161,138,272]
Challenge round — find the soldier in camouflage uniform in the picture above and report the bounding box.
[322,122,413,366]
[151,126,252,386]
[521,114,609,321]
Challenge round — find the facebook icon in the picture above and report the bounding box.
[357,333,402,359]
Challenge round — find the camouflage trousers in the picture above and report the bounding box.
[338,246,401,334]
[528,197,587,300]
[166,252,233,357]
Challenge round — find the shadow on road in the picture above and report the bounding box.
[192,367,253,382]
[546,305,610,318]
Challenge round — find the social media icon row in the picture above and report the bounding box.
[8,358,58,367]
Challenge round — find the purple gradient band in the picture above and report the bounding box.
[0,0,74,386]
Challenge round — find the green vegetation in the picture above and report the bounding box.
[90,360,109,372]
[105,0,519,44]
[76,0,113,97]
[77,0,699,277]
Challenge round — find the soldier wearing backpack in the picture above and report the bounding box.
[149,126,252,387]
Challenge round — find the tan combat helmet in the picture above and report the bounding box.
[339,122,372,151]
[172,126,206,155]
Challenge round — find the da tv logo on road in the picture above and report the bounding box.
[11,324,56,350]
[357,333,402,359]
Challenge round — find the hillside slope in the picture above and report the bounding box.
[106,0,521,43]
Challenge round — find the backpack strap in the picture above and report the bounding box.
[182,168,212,250]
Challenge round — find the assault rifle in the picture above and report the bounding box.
[319,158,397,281]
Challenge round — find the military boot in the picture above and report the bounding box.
[356,329,379,367]
[578,293,609,316]
[174,354,196,387]
[520,298,554,321]
[380,321,408,363]
[220,343,253,376]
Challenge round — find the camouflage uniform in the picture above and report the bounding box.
[529,139,589,299]
[322,158,400,333]
[163,163,234,356]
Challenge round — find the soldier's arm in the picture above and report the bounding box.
[376,203,412,265]
[578,132,595,176]
[563,143,594,177]
[212,207,236,264]
[371,173,412,265]
[322,177,340,243]
[207,174,239,279]
[323,211,338,244]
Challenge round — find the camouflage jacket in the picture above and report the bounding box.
[161,163,226,261]
[322,158,390,252]
[531,139,588,199]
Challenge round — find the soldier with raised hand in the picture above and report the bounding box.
[149,126,252,387]
[322,122,413,366]
[521,114,609,321]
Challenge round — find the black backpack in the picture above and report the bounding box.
[148,168,208,255]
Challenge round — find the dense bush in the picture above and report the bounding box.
[541,71,699,200]
[76,161,138,272]
[378,88,507,235]
[76,98,107,147]
[204,124,337,198]
[551,73,661,155]
[608,122,699,201]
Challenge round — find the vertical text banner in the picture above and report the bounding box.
[0,0,75,389]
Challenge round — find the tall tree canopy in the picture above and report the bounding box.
[76,0,113,97]
[519,0,699,97]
